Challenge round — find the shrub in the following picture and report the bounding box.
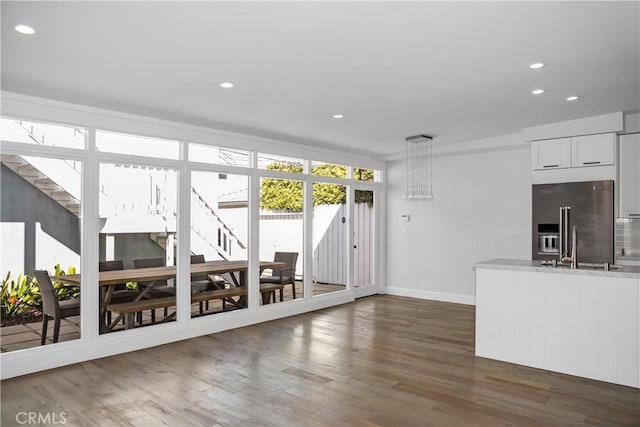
[1,271,39,319]
[260,163,374,211]
[1,264,80,321]
[51,264,80,301]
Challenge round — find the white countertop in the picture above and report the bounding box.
[474,258,640,279]
[617,254,640,265]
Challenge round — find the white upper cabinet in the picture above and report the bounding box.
[571,133,616,167]
[532,133,616,172]
[619,133,640,218]
[532,138,571,170]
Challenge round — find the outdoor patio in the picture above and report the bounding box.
[0,282,345,353]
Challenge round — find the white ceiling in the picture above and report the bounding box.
[1,1,639,158]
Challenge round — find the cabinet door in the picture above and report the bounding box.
[619,133,640,217]
[532,138,571,170]
[571,133,615,167]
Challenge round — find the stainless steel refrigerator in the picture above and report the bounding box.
[532,180,614,263]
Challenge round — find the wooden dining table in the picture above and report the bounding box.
[52,260,286,332]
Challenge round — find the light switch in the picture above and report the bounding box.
[401,214,410,222]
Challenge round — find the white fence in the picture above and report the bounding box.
[313,203,373,286]
[313,204,347,284]
[259,203,374,286]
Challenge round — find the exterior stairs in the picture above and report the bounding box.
[1,156,246,261]
[0,154,81,216]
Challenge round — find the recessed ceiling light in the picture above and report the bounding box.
[529,63,545,70]
[219,82,234,89]
[332,114,345,119]
[15,24,35,35]
[532,89,545,95]
[566,96,579,101]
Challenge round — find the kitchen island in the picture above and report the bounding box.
[474,259,640,388]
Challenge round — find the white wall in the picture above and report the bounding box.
[385,134,532,304]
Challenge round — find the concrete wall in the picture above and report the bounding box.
[0,164,80,276]
[108,234,165,269]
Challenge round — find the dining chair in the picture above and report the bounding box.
[33,270,80,345]
[190,254,227,289]
[260,252,299,300]
[99,260,142,326]
[191,254,212,314]
[190,254,234,313]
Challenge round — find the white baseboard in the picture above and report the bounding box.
[384,286,476,305]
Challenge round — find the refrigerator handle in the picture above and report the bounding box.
[559,207,564,261]
[564,206,571,256]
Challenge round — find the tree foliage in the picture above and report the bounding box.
[260,162,374,211]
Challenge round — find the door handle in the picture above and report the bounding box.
[543,164,559,168]
[583,161,601,165]
[564,206,571,256]
[559,207,564,260]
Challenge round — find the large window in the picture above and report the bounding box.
[312,182,348,296]
[96,130,180,160]
[257,153,304,173]
[0,118,85,149]
[189,144,250,168]
[98,162,179,332]
[190,170,248,317]
[0,108,382,377]
[1,153,82,351]
[258,177,304,304]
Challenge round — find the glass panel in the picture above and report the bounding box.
[96,130,180,160]
[257,153,303,173]
[189,144,250,167]
[354,168,375,181]
[190,171,248,317]
[98,163,178,333]
[258,177,303,305]
[616,217,640,262]
[311,161,346,178]
[0,117,85,149]
[1,155,82,351]
[354,190,374,287]
[312,182,347,296]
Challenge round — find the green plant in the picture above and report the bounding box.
[260,163,374,211]
[51,264,80,301]
[353,168,374,182]
[1,265,80,322]
[1,271,39,319]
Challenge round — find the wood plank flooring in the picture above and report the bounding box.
[1,295,638,426]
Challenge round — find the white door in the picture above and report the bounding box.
[353,188,375,288]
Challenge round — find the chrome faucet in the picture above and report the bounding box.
[561,225,578,269]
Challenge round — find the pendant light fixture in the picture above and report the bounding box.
[403,134,434,200]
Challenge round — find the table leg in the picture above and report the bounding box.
[107,281,157,331]
[100,285,116,334]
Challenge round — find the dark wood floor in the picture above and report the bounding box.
[1,295,638,426]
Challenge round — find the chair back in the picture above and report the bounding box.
[99,260,126,291]
[133,257,167,286]
[33,270,60,319]
[190,254,207,282]
[273,252,298,278]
